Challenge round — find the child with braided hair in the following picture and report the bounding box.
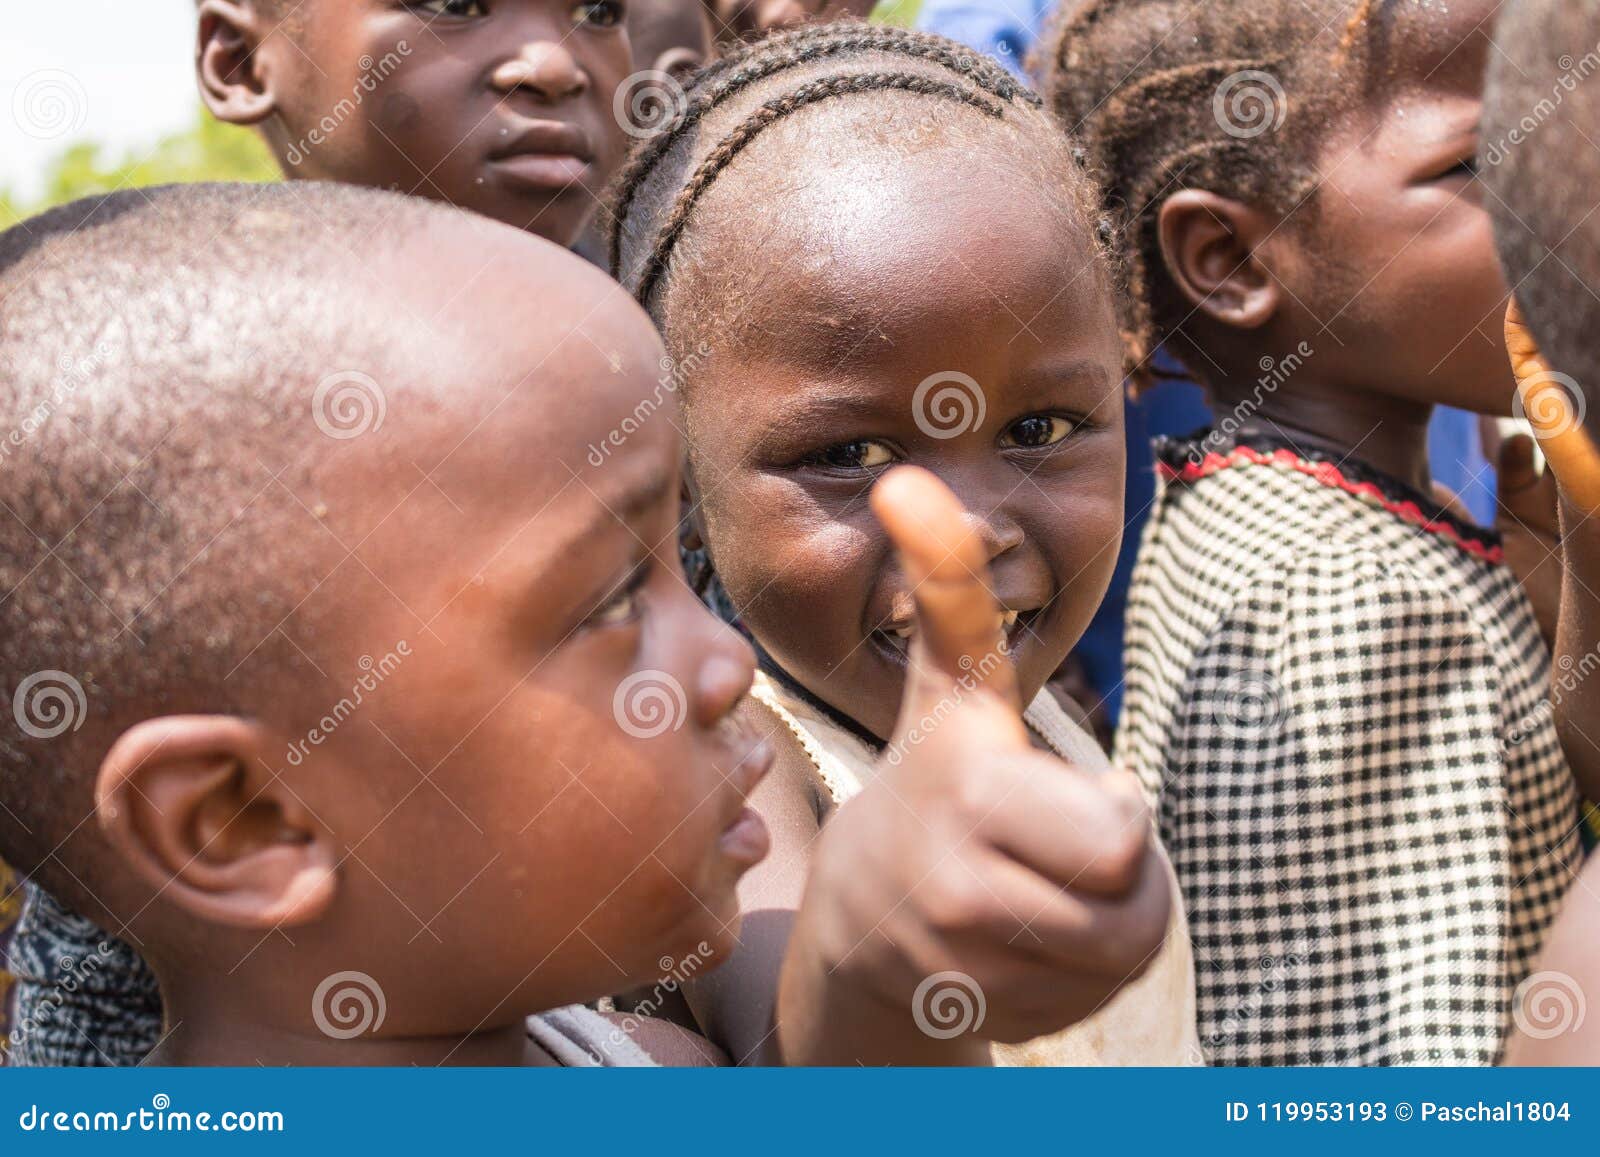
[608,22,1199,1066]
[1040,0,1581,1064]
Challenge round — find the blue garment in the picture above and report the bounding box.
[915,0,1051,77]
[916,0,1500,723]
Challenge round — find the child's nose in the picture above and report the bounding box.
[490,42,589,103]
[964,508,1025,562]
[694,628,757,727]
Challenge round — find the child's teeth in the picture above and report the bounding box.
[892,624,915,639]
[1002,610,1019,631]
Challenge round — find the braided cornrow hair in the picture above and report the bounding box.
[605,21,1039,274]
[606,24,1100,317]
[1038,0,1392,386]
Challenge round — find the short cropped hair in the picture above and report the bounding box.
[1483,0,1600,431]
[0,182,462,896]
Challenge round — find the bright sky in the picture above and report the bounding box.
[0,1,198,201]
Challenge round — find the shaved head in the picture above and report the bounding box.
[0,182,608,902]
[1483,0,1600,431]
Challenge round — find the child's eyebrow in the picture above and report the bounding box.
[556,466,675,553]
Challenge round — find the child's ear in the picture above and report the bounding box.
[1157,190,1282,331]
[680,464,706,554]
[95,716,337,930]
[196,0,278,126]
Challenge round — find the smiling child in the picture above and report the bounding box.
[609,23,1198,1066]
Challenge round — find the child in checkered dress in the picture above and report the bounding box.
[1042,0,1582,1063]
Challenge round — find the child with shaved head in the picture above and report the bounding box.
[0,182,773,1064]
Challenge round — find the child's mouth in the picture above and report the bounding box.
[871,607,1041,663]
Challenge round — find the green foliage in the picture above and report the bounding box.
[1,108,278,229]
[871,0,923,28]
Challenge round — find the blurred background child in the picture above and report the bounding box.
[195,0,632,247]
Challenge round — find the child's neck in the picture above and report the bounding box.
[151,985,550,1066]
[1223,384,1435,496]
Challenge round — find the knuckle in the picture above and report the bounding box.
[919,866,989,933]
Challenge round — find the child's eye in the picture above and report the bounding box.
[804,440,896,470]
[413,0,489,17]
[1000,415,1075,450]
[586,567,647,628]
[1434,156,1478,182]
[573,0,624,26]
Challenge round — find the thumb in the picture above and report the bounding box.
[870,467,1025,737]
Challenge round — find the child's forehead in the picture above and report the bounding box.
[1367,0,1499,92]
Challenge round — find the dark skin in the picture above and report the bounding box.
[197,0,631,246]
[91,225,771,1065]
[1159,0,1507,497]
[629,0,714,79]
[1501,305,1600,1063]
[662,112,1164,1064]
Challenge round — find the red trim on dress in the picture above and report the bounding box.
[1159,445,1506,565]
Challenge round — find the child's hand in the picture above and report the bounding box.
[1494,430,1562,645]
[791,467,1171,1052]
[1506,298,1600,515]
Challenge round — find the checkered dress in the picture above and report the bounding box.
[1113,430,1581,1066]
